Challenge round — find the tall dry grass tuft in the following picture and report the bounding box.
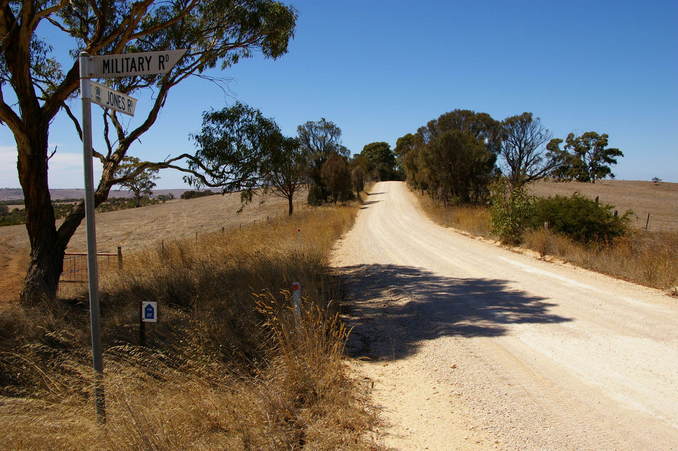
[523,228,678,289]
[1,205,378,449]
[418,195,492,237]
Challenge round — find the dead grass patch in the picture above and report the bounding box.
[0,206,378,449]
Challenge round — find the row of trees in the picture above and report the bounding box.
[186,107,359,214]
[186,105,405,214]
[396,109,623,204]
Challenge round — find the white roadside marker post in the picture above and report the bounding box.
[79,52,106,424]
[291,282,302,323]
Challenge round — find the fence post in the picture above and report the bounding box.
[645,213,651,231]
[117,246,123,270]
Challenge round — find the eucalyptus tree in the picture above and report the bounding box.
[189,102,307,216]
[296,118,347,204]
[500,112,557,187]
[547,132,623,183]
[0,1,296,303]
[260,136,306,216]
[360,141,397,181]
[114,156,159,207]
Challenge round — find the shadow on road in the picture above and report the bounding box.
[339,264,571,361]
[360,200,381,209]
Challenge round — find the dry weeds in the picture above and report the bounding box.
[0,206,378,450]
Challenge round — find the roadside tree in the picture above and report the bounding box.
[547,132,623,183]
[500,113,558,187]
[422,130,495,204]
[360,141,398,181]
[321,152,352,203]
[114,157,159,207]
[351,166,366,198]
[297,118,347,204]
[0,1,296,303]
[261,136,307,216]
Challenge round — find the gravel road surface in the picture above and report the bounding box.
[332,181,678,450]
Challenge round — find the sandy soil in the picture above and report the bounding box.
[0,192,298,302]
[530,180,678,231]
[333,181,678,450]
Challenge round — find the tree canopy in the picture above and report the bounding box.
[396,109,501,204]
[499,112,557,187]
[114,156,159,207]
[547,132,623,183]
[360,141,398,181]
[297,118,348,205]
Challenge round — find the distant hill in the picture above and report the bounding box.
[0,188,189,202]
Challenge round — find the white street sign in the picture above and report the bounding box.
[141,301,158,323]
[84,49,187,78]
[89,81,137,116]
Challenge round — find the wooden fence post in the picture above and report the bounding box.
[645,213,651,231]
[117,246,123,270]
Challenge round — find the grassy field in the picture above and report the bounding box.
[529,180,678,232]
[419,181,678,292]
[0,191,303,303]
[0,199,377,449]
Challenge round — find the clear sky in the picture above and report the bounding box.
[1,0,677,188]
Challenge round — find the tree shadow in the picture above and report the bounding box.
[360,200,381,209]
[339,264,571,361]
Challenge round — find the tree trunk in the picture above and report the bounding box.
[18,131,65,304]
[17,131,118,304]
[288,196,294,216]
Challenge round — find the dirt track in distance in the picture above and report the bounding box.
[332,181,678,450]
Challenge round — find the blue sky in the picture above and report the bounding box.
[1,0,677,188]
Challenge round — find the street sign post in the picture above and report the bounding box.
[89,81,138,116]
[84,49,187,78]
[79,48,186,424]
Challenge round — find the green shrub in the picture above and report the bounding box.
[529,194,632,243]
[306,183,325,206]
[489,179,535,245]
[180,190,215,200]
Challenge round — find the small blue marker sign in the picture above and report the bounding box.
[141,301,158,323]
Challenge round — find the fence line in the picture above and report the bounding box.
[59,247,123,285]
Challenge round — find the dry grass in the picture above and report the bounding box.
[0,190,304,303]
[530,180,678,232]
[523,228,678,290]
[0,205,378,450]
[418,195,492,238]
[415,189,678,291]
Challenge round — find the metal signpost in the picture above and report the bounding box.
[79,49,185,423]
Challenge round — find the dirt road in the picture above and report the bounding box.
[332,182,678,450]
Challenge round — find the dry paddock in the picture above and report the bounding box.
[0,192,300,303]
[529,180,678,232]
